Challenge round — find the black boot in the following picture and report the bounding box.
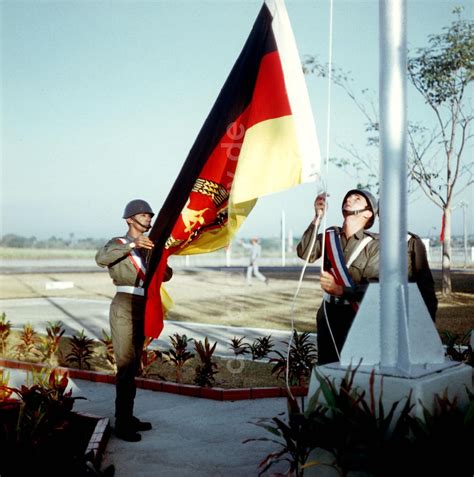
[131,416,152,432]
[115,419,141,442]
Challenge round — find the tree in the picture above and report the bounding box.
[406,7,473,295]
[303,8,473,296]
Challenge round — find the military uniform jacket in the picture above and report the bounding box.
[95,235,147,288]
[407,232,438,320]
[297,223,379,302]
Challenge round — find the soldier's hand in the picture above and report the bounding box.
[134,235,154,250]
[313,193,327,222]
[320,271,343,296]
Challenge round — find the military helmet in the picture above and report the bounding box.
[341,189,378,229]
[122,199,154,219]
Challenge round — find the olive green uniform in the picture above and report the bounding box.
[297,224,380,364]
[407,232,437,321]
[96,236,148,422]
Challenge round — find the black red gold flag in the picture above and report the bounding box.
[145,0,320,338]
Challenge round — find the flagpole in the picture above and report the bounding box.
[340,0,446,371]
[379,0,408,368]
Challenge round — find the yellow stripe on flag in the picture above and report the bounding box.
[160,285,173,316]
[231,115,302,204]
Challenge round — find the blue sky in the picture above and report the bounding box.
[1,0,472,240]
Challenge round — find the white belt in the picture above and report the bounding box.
[116,286,145,296]
[323,292,350,306]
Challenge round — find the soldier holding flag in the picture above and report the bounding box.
[297,190,379,365]
[96,199,172,442]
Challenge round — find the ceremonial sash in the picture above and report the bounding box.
[116,237,146,286]
[324,229,373,310]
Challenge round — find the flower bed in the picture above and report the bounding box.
[0,358,308,401]
[0,368,111,477]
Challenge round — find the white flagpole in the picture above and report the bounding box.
[379,0,408,368]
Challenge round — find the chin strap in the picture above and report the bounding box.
[342,207,370,218]
[131,216,151,231]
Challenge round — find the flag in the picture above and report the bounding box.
[144,0,320,338]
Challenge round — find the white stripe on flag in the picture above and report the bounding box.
[266,0,320,183]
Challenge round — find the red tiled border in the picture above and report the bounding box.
[0,358,308,401]
[75,412,111,468]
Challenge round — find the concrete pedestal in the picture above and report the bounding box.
[304,363,473,476]
[309,361,473,417]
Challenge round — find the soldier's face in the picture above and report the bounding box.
[343,194,368,211]
[136,213,153,227]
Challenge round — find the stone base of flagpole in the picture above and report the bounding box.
[302,281,473,475]
[303,363,472,476]
[307,282,473,417]
[308,361,472,418]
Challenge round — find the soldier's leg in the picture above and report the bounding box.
[110,294,137,422]
[316,303,355,365]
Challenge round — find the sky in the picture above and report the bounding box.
[1,0,472,241]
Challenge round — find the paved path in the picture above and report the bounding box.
[7,368,291,477]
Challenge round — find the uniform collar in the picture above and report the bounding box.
[338,226,366,240]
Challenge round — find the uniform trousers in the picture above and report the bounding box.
[110,292,146,421]
[316,301,356,365]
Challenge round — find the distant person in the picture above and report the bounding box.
[297,190,379,365]
[240,237,268,286]
[407,232,438,321]
[95,199,172,442]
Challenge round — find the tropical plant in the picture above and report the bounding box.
[194,337,218,387]
[244,395,321,477]
[228,335,250,357]
[39,320,65,365]
[65,329,95,370]
[0,368,106,477]
[308,368,416,476]
[442,329,473,365]
[0,369,12,400]
[407,388,474,476]
[140,337,162,378]
[247,366,417,476]
[100,329,116,371]
[250,335,274,361]
[270,330,318,386]
[0,312,11,356]
[14,322,41,361]
[248,363,474,476]
[161,333,194,383]
[0,368,84,444]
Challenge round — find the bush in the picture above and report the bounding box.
[247,366,474,476]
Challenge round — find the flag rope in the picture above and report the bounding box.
[284,0,336,398]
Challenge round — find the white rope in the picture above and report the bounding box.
[320,0,342,364]
[320,0,334,271]
[284,0,335,399]
[284,215,320,398]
